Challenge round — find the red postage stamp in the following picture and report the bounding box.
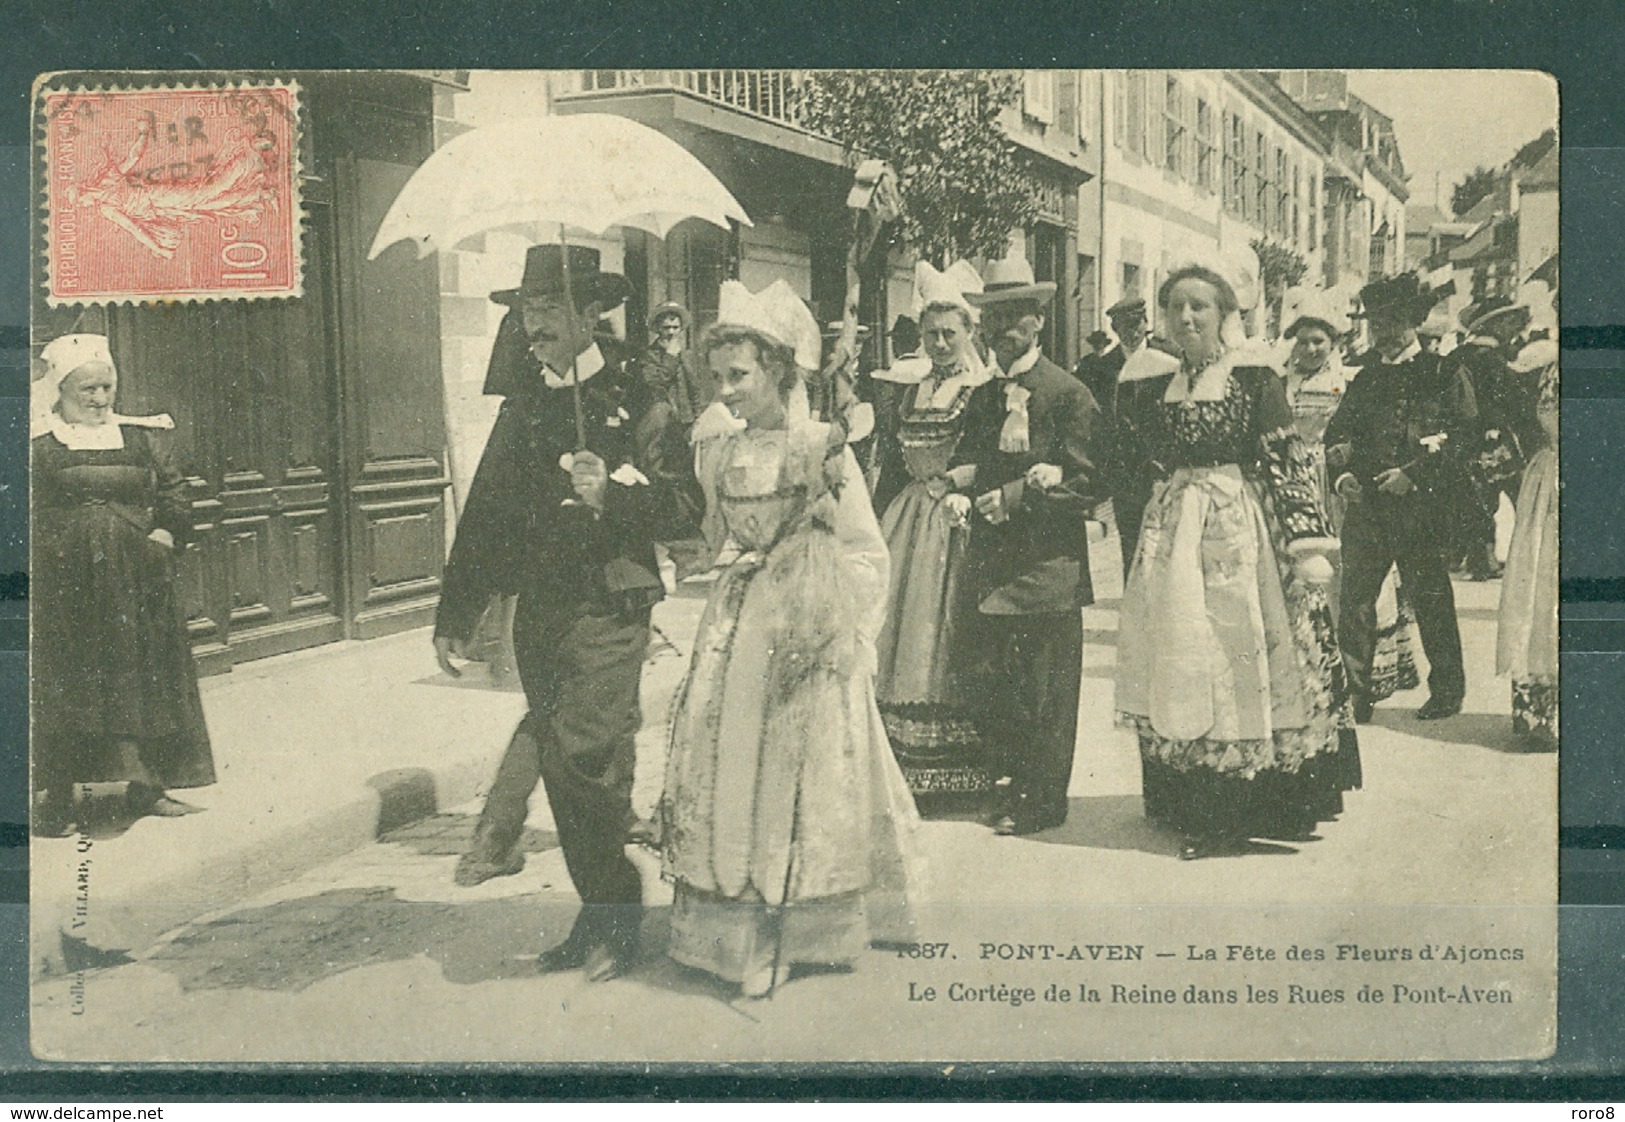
[39,80,301,304]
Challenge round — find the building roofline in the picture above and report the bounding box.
[1228,70,1331,156]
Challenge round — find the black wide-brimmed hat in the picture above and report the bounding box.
[1354,273,1441,327]
[491,244,633,310]
[1085,329,1112,348]
[1459,295,1532,338]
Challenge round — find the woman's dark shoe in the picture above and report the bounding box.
[127,784,203,819]
[1178,835,1248,860]
[992,795,1065,836]
[1353,697,1375,724]
[32,809,75,838]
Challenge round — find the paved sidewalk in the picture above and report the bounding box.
[30,588,707,972]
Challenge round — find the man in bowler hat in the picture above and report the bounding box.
[1324,273,1478,722]
[435,244,695,980]
[965,254,1105,836]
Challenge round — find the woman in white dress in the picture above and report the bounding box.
[659,280,922,997]
[1496,339,1559,748]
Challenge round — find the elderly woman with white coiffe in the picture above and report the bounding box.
[31,333,214,836]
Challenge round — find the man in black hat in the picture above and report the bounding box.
[965,255,1105,836]
[1072,327,1116,410]
[888,314,921,361]
[434,244,696,981]
[1447,296,1534,581]
[632,301,714,479]
[1324,273,1478,722]
[1095,296,1157,577]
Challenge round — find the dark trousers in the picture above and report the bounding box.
[1453,472,1521,573]
[471,599,649,952]
[977,611,1084,820]
[1114,497,1147,579]
[1339,497,1466,705]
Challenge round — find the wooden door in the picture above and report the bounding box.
[109,249,345,672]
[320,77,450,641]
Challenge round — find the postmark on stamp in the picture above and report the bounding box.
[39,80,302,304]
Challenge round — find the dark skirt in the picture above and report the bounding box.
[33,506,214,792]
[1139,729,1362,841]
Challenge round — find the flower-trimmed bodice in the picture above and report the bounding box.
[1149,362,1333,545]
[896,380,978,483]
[717,429,810,552]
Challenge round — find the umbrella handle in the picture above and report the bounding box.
[559,225,588,450]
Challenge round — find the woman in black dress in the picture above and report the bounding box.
[32,333,214,835]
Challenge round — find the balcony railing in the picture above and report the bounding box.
[560,70,810,131]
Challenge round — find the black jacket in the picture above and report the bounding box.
[1322,349,1478,500]
[435,321,698,641]
[970,354,1107,613]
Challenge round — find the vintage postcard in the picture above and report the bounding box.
[28,68,1559,1064]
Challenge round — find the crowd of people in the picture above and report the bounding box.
[30,237,1560,1000]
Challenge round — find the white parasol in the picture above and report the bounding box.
[368,113,751,257]
[368,113,752,445]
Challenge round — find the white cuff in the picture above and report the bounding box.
[1288,536,1339,557]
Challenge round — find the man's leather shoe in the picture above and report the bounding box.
[1353,697,1374,724]
[583,943,634,983]
[455,849,525,887]
[1415,695,1463,721]
[535,936,594,974]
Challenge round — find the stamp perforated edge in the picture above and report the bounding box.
[35,73,307,307]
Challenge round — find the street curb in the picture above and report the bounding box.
[32,735,501,978]
[32,605,700,979]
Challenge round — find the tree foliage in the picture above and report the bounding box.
[1250,237,1308,305]
[1451,165,1498,218]
[1510,127,1556,171]
[795,70,1044,264]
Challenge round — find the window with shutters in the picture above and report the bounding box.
[1023,70,1055,125]
[1292,164,1302,247]
[1196,98,1216,191]
[1223,112,1246,216]
[1163,74,1185,178]
[1254,131,1269,227]
[1308,174,1319,252]
[1124,71,1148,159]
[1275,148,1290,238]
